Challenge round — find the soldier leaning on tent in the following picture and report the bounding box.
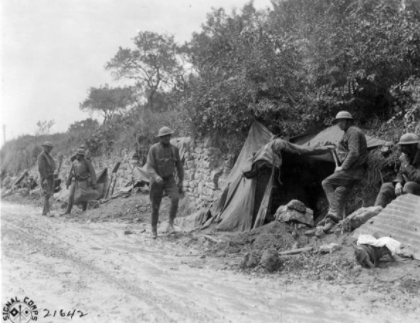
[374,133,420,208]
[322,111,368,223]
[146,126,184,239]
[62,148,98,215]
[38,141,57,216]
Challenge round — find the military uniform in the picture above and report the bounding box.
[322,124,368,221]
[375,134,420,207]
[146,127,184,237]
[38,143,56,215]
[64,150,98,214]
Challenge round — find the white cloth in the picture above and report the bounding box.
[357,234,401,255]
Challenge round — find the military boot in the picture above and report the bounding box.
[61,200,73,215]
[42,196,50,215]
[166,220,175,234]
[151,226,158,239]
[166,199,178,234]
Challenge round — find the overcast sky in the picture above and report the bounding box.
[0,0,272,143]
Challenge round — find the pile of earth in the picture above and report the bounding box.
[184,219,420,285]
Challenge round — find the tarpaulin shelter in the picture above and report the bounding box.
[291,125,389,161]
[212,121,388,232]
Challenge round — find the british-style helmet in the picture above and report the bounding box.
[335,111,353,120]
[397,133,420,145]
[41,141,54,148]
[156,126,174,137]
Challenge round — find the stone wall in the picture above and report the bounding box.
[52,136,234,212]
[180,137,234,210]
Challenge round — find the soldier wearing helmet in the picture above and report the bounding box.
[38,141,56,216]
[322,111,368,223]
[374,133,420,207]
[70,144,92,162]
[146,126,184,239]
[62,148,98,215]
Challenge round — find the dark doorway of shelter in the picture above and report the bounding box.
[270,151,334,224]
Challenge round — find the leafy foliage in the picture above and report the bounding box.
[175,0,420,137]
[106,31,183,111]
[35,120,55,136]
[3,0,420,180]
[80,85,134,124]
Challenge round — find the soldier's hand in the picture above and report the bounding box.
[399,153,410,166]
[155,176,163,184]
[334,166,343,172]
[324,145,336,150]
[395,182,403,196]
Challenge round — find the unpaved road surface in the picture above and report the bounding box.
[1,202,419,323]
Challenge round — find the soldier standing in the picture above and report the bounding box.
[322,111,368,222]
[146,127,184,239]
[37,141,56,216]
[62,148,98,214]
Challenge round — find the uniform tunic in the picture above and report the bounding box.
[146,142,184,227]
[38,151,56,197]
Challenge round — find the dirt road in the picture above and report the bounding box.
[1,202,418,323]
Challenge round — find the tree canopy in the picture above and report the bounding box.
[106,31,183,111]
[79,85,134,124]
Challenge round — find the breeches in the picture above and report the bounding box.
[149,176,180,227]
[374,181,420,208]
[322,168,363,217]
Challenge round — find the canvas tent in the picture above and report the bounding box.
[211,121,387,232]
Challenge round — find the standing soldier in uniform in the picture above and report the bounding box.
[322,111,368,223]
[62,148,98,214]
[146,127,184,239]
[38,141,56,216]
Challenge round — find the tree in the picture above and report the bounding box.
[79,85,134,124]
[175,0,420,137]
[106,31,183,111]
[68,118,99,133]
[35,120,55,136]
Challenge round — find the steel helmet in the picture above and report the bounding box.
[397,133,420,145]
[156,126,174,137]
[335,111,353,120]
[76,148,86,155]
[41,141,54,148]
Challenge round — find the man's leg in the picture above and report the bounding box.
[81,201,88,212]
[42,195,50,215]
[164,177,180,233]
[62,182,76,215]
[42,178,54,215]
[150,180,164,238]
[374,183,396,208]
[322,171,358,222]
[403,182,420,195]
